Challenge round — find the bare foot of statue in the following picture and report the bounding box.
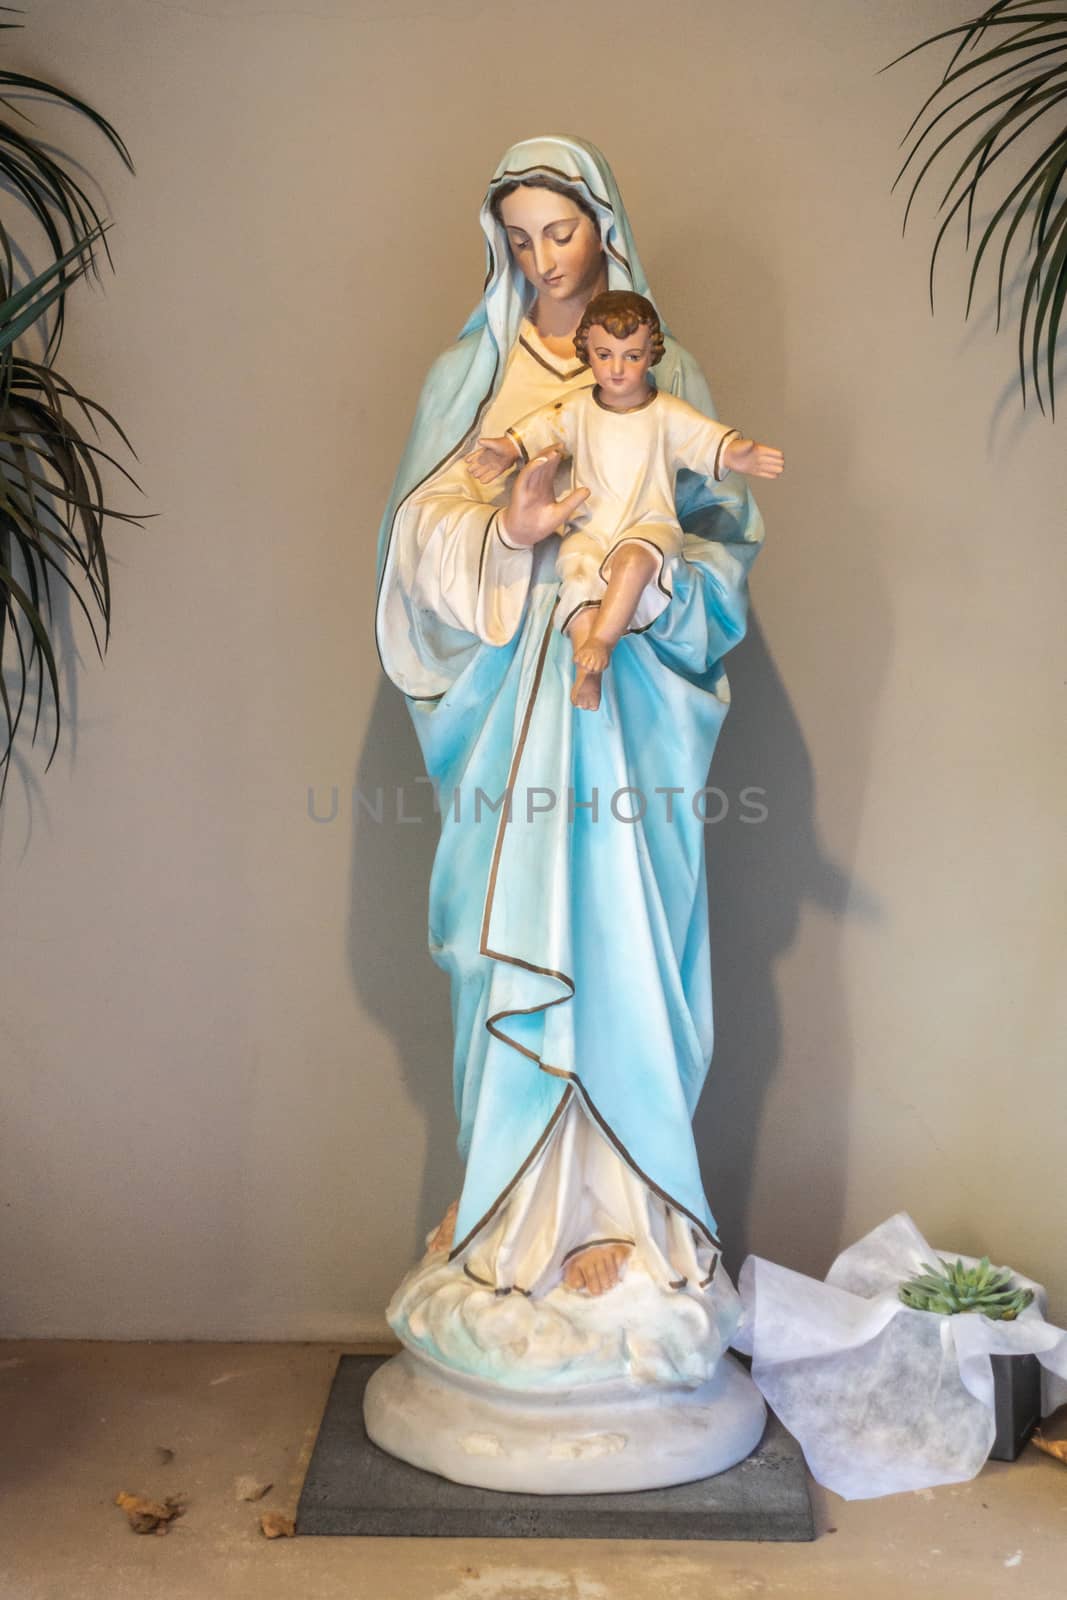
[567,611,609,712]
[567,541,661,714]
[574,636,612,675]
[562,1240,634,1295]
[571,635,614,711]
[428,1199,458,1255]
[571,666,602,710]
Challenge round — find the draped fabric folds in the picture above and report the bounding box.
[374,137,764,1300]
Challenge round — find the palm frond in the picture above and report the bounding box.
[888,0,1067,414]
[0,17,140,804]
[0,347,148,785]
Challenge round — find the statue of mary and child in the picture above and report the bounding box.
[369,136,772,1486]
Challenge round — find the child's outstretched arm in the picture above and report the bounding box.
[668,402,785,485]
[720,432,785,480]
[465,433,522,483]
[466,398,575,484]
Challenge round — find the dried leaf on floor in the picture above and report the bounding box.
[1032,1431,1067,1465]
[114,1491,187,1534]
[234,1475,273,1502]
[1032,1403,1067,1466]
[259,1511,296,1539]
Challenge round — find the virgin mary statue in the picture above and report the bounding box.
[369,136,767,1489]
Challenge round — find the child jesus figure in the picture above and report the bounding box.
[466,290,784,710]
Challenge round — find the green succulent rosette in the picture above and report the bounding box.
[899,1256,1035,1321]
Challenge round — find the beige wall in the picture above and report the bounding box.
[2,0,1064,1338]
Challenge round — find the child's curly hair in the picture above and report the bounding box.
[574,290,665,368]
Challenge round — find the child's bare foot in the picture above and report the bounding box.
[562,1241,633,1295]
[428,1199,458,1255]
[574,637,612,674]
[571,667,602,711]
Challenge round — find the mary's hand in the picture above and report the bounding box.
[500,448,590,548]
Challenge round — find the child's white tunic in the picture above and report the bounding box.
[504,385,737,634]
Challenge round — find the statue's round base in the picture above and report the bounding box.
[363,1349,767,1494]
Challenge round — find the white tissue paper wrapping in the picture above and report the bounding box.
[734,1212,1067,1500]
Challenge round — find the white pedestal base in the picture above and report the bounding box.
[364,1349,767,1495]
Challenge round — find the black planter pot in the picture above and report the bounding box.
[989,1352,1042,1462]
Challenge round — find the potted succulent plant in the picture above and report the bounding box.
[738,1214,1063,1497]
[0,4,142,805]
[899,1255,1041,1460]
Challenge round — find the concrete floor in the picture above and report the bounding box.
[1,1341,1064,1600]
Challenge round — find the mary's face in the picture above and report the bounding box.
[498,188,604,306]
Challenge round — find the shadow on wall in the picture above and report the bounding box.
[696,594,887,1283]
[347,685,462,1262]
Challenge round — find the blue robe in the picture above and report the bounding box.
[375,136,763,1280]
